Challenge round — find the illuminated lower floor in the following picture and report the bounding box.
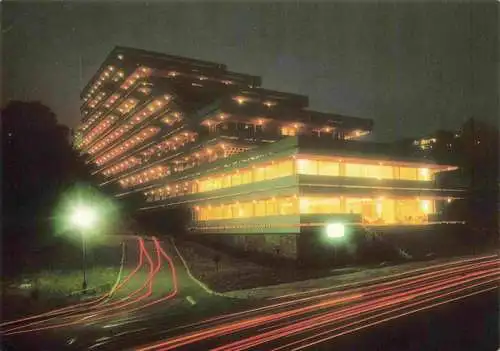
[193,194,450,225]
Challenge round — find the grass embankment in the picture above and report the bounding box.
[174,238,333,293]
[2,242,123,321]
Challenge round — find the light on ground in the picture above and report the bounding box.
[70,205,97,231]
[326,223,345,239]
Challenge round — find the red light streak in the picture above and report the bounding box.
[3,237,179,336]
[0,237,144,329]
[137,258,499,351]
[213,268,499,351]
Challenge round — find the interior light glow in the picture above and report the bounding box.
[326,223,345,239]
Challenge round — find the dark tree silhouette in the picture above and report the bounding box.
[438,118,499,233]
[456,118,499,230]
[2,101,91,275]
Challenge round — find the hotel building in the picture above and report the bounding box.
[75,47,463,259]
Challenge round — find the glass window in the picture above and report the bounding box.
[255,200,266,216]
[241,202,253,217]
[345,198,363,214]
[265,163,279,180]
[278,160,294,176]
[213,206,222,219]
[222,174,231,188]
[418,168,432,181]
[212,177,222,190]
[266,199,278,215]
[345,163,363,178]
[222,205,232,219]
[231,173,241,186]
[253,167,266,182]
[379,165,394,179]
[230,204,239,218]
[278,197,298,215]
[400,167,418,180]
[296,159,318,175]
[240,169,252,184]
[317,161,339,176]
[299,197,341,214]
[281,127,296,136]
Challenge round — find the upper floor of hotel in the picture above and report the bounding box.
[74,47,455,198]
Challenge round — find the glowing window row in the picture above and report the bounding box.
[120,67,152,90]
[145,157,438,201]
[80,111,104,132]
[83,65,117,101]
[140,131,196,160]
[121,142,245,191]
[194,196,436,224]
[81,115,117,148]
[88,95,171,156]
[88,91,107,109]
[198,159,294,192]
[103,156,142,177]
[195,196,298,221]
[103,94,121,109]
[120,166,169,187]
[96,127,160,166]
[116,98,139,115]
[296,159,434,181]
[145,159,294,199]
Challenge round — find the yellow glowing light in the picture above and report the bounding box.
[235,96,246,104]
[375,202,383,218]
[419,168,430,180]
[326,223,345,239]
[421,200,431,214]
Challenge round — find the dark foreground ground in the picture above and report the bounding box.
[319,289,499,351]
[2,287,497,351]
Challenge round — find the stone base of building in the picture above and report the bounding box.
[187,223,479,267]
[190,233,299,260]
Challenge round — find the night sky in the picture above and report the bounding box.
[3,2,497,141]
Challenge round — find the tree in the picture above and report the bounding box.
[439,118,499,231]
[1,101,91,275]
[456,118,499,230]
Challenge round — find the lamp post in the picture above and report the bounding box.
[70,205,97,292]
[325,222,346,265]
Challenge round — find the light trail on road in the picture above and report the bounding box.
[276,284,498,351]
[2,236,178,336]
[136,255,499,351]
[143,254,497,336]
[0,236,145,329]
[211,269,499,351]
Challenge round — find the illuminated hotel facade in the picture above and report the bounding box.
[75,47,462,259]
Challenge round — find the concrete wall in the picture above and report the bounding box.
[192,233,298,259]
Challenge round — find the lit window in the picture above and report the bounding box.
[418,168,431,181]
[280,127,296,136]
[296,159,318,175]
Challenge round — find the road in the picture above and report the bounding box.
[1,237,498,351]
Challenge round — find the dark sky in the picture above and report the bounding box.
[3,2,498,141]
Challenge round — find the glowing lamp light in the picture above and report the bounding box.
[326,223,345,239]
[70,205,97,231]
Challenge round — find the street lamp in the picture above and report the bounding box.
[325,222,345,239]
[70,205,97,292]
[325,222,346,266]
